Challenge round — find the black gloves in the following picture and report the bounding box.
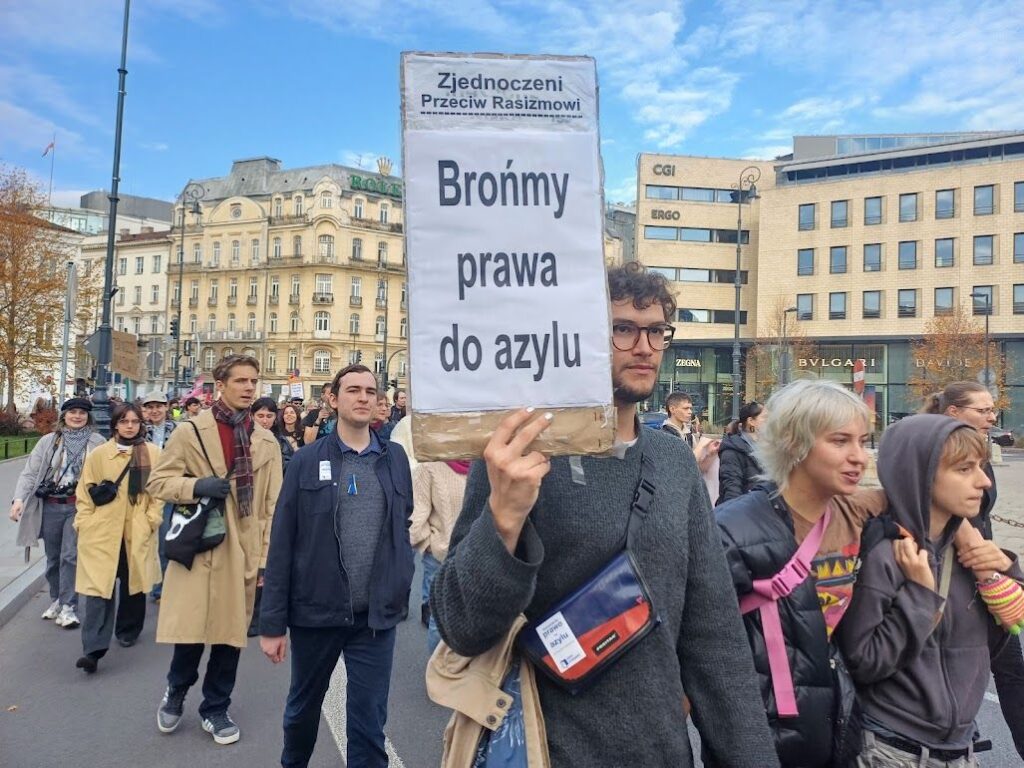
[193,476,231,499]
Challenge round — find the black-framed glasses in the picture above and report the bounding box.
[611,322,675,351]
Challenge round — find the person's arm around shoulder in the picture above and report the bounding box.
[259,446,302,664]
[10,434,52,522]
[409,463,433,552]
[836,537,944,685]
[832,488,888,526]
[429,409,551,657]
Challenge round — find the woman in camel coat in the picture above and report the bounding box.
[74,403,163,673]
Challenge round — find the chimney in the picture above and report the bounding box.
[141,226,154,233]
[119,228,130,239]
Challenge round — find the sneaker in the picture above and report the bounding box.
[201,711,240,745]
[41,599,61,620]
[55,605,80,629]
[157,686,188,733]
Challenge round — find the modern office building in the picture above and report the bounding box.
[636,132,1024,434]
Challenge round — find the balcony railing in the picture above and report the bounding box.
[268,214,309,226]
[349,295,362,307]
[207,297,218,306]
[227,296,237,306]
[289,294,301,305]
[269,294,279,304]
[313,292,334,304]
[317,254,336,264]
[376,298,387,308]
[246,296,258,305]
[197,330,264,342]
[189,297,199,308]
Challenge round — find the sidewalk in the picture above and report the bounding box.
[990,454,1024,557]
[0,457,45,626]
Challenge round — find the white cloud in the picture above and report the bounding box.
[0,101,96,162]
[742,145,792,161]
[140,141,170,152]
[604,174,637,206]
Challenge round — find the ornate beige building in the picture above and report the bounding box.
[172,157,407,401]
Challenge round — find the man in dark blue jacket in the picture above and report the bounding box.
[259,363,414,768]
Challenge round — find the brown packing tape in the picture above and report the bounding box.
[411,405,616,461]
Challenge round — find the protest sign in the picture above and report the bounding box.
[401,52,614,460]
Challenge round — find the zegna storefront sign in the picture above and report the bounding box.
[350,174,403,199]
[675,358,701,367]
[798,357,877,368]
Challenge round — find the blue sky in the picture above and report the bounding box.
[2,0,1022,209]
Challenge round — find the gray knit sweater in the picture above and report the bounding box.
[431,426,778,768]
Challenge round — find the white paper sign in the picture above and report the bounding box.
[289,382,304,399]
[401,53,612,414]
[536,611,586,671]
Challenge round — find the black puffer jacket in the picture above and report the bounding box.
[716,432,763,505]
[714,488,834,768]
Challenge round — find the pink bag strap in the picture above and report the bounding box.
[738,505,832,718]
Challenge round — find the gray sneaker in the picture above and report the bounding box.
[201,711,240,745]
[41,599,61,620]
[157,686,187,733]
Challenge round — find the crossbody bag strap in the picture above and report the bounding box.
[625,453,656,552]
[737,504,833,719]
[112,457,132,487]
[938,543,954,602]
[188,420,223,478]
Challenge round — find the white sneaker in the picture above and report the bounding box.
[41,599,61,620]
[55,605,80,629]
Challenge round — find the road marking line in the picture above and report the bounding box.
[322,655,406,767]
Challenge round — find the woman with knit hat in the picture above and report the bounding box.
[73,403,163,673]
[10,397,105,629]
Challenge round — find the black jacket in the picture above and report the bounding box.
[259,433,415,635]
[716,432,763,505]
[715,488,835,768]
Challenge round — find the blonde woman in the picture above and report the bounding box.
[74,403,163,674]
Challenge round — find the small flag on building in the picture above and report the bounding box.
[42,140,55,157]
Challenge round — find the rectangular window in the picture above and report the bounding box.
[935,189,955,219]
[974,184,994,215]
[898,241,917,270]
[228,278,238,299]
[973,235,994,265]
[677,309,710,323]
[972,285,993,315]
[251,239,260,263]
[863,243,882,272]
[680,187,715,202]
[935,238,955,268]
[351,277,361,297]
[249,277,258,297]
[315,273,332,294]
[829,292,847,320]
[153,255,162,273]
[797,249,814,276]
[680,227,712,242]
[829,246,847,274]
[645,185,678,200]
[118,257,127,276]
[270,276,279,297]
[862,290,881,319]
[190,280,199,300]
[796,293,813,320]
[1014,284,1024,314]
[934,287,954,316]
[898,289,917,318]
[1016,182,1024,212]
[1014,233,1024,264]
[649,267,677,281]
[644,226,677,240]
[135,256,144,274]
[133,286,141,305]
[151,284,159,304]
[899,193,918,222]
[798,203,815,231]
[864,196,882,225]
[830,200,848,228]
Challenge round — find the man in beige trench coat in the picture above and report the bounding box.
[147,354,282,746]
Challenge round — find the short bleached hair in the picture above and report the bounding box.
[755,379,870,494]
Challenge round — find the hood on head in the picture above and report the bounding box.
[877,414,975,545]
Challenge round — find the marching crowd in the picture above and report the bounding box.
[6,262,1024,768]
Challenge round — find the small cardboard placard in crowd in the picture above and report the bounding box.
[401,51,614,460]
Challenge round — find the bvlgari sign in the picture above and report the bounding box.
[798,357,876,369]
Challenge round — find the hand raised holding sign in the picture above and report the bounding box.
[485,408,553,553]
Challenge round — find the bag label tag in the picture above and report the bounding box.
[536,611,586,671]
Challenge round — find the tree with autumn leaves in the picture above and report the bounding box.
[908,305,1009,409]
[0,166,74,414]
[746,297,818,402]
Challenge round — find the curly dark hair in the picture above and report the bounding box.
[607,261,677,321]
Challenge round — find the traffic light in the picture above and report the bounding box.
[169,318,180,338]
[355,350,362,362]
[388,378,398,390]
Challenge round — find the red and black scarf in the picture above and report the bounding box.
[211,399,254,517]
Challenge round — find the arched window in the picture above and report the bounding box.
[349,314,360,334]
[314,311,330,333]
[294,196,303,216]
[273,198,282,217]
[223,347,234,358]
[227,313,236,332]
[269,312,278,333]
[318,235,335,259]
[208,314,216,332]
[242,347,256,358]
[375,315,386,335]
[204,348,216,370]
[399,317,408,338]
[352,238,363,261]
[290,312,299,333]
[313,350,331,373]
[247,313,256,333]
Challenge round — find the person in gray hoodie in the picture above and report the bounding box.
[838,414,1021,766]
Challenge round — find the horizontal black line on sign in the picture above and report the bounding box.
[417,111,584,118]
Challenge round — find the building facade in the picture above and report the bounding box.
[636,133,1024,435]
[173,157,408,401]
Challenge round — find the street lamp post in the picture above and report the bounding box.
[731,166,761,421]
[172,183,205,394]
[970,290,992,392]
[780,306,798,388]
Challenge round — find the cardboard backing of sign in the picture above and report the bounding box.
[401,51,615,461]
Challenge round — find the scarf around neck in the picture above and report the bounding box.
[115,433,151,505]
[55,425,94,487]
[211,399,254,517]
[445,460,472,475]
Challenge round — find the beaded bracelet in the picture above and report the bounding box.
[977,574,1024,635]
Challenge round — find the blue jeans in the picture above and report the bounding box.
[422,552,441,653]
[152,502,173,598]
[41,500,78,609]
[282,618,396,768]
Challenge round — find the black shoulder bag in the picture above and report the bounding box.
[164,422,228,569]
[86,460,132,506]
[518,454,661,695]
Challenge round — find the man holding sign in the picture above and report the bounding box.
[431,263,778,767]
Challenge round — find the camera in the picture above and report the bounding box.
[34,480,57,499]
